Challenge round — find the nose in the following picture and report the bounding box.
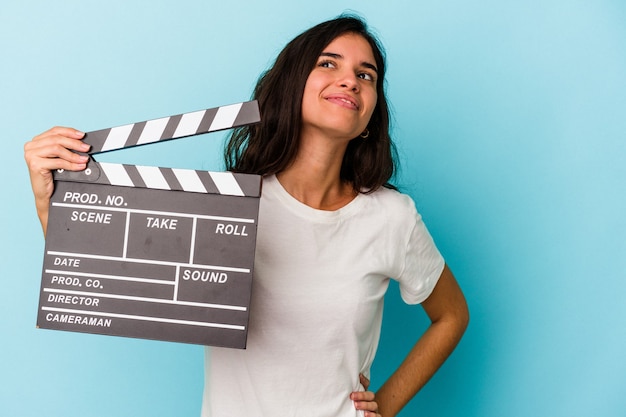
[338,71,359,92]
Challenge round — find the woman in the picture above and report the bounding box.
[25,15,468,417]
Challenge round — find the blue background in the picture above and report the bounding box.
[2,1,625,416]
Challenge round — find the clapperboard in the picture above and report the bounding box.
[36,101,261,348]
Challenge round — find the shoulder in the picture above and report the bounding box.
[364,186,419,216]
[357,186,423,232]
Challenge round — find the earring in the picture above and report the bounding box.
[360,129,370,139]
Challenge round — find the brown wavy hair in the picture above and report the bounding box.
[225,14,397,192]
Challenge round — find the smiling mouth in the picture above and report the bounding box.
[326,96,359,110]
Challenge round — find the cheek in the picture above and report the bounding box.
[303,74,327,98]
[301,75,321,102]
[300,87,316,119]
[364,93,378,121]
[300,82,316,114]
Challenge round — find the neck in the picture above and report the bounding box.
[277,130,356,210]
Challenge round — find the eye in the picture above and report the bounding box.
[318,59,336,69]
[358,72,376,82]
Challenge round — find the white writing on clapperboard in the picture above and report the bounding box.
[41,187,256,340]
[64,191,126,224]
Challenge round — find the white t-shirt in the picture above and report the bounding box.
[202,175,444,417]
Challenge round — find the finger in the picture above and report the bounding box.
[354,400,380,417]
[30,156,89,176]
[26,146,89,174]
[25,132,91,168]
[26,126,89,160]
[37,142,90,163]
[351,390,375,402]
[26,135,91,156]
[354,400,379,411]
[32,126,84,142]
[359,373,370,390]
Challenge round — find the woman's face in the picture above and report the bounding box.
[300,33,378,142]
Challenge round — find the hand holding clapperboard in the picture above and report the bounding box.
[37,101,261,349]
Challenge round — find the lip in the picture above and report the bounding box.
[324,93,359,110]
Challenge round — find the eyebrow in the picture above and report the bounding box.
[320,52,378,74]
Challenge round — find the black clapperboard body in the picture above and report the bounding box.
[37,101,261,348]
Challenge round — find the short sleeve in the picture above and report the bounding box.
[395,212,445,304]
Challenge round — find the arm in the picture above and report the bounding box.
[374,264,469,417]
[24,126,90,235]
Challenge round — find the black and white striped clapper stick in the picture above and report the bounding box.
[53,100,261,196]
[74,162,262,197]
[85,100,259,154]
